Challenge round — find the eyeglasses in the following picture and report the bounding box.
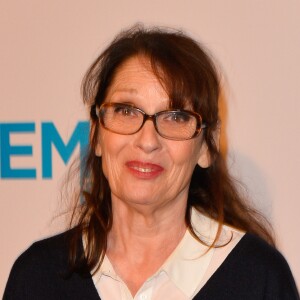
[95,103,207,141]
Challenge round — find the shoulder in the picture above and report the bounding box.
[233,233,289,267]
[3,229,99,300]
[198,233,299,299]
[10,229,73,275]
[231,233,290,275]
[231,234,298,292]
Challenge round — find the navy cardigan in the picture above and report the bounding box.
[4,230,299,299]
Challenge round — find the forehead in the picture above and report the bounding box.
[105,56,169,104]
[110,56,161,87]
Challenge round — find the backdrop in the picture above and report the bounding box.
[1,0,299,295]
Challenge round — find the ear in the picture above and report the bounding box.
[95,142,102,157]
[197,142,210,168]
[91,122,102,157]
[197,125,220,168]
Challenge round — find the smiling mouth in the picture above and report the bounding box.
[126,161,164,178]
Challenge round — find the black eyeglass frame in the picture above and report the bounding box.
[95,102,207,141]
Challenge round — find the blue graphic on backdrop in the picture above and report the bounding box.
[0,121,89,179]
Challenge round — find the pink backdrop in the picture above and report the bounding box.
[1,0,299,295]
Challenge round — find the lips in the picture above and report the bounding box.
[125,161,164,179]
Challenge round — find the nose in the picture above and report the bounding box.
[134,119,161,153]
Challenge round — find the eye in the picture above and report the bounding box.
[113,104,139,117]
[163,112,192,123]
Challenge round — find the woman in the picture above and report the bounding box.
[4,26,299,299]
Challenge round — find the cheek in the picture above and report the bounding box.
[168,140,202,168]
[98,132,126,184]
[159,142,202,197]
[101,150,123,191]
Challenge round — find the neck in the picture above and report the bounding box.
[106,196,188,296]
[107,199,187,253]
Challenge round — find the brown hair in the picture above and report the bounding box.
[69,24,274,274]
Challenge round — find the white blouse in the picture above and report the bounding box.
[91,209,244,300]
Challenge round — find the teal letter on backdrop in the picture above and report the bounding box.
[41,121,89,179]
[0,123,36,179]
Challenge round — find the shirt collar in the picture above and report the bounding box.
[160,208,220,297]
[97,255,119,280]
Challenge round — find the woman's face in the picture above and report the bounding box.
[96,56,208,212]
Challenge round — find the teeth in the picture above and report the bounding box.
[133,166,152,172]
